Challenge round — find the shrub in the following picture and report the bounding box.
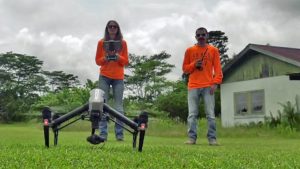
[267,96,300,131]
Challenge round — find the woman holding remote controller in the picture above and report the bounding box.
[95,20,128,141]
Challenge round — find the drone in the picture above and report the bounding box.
[42,89,148,152]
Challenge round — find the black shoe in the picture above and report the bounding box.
[87,134,105,145]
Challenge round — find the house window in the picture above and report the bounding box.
[235,92,249,115]
[261,64,269,78]
[234,89,265,116]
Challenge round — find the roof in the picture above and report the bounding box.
[223,44,300,74]
[254,44,300,63]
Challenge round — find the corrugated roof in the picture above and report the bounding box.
[223,44,300,74]
[252,44,300,63]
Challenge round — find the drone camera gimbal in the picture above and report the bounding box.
[42,89,148,152]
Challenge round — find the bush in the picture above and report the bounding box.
[267,96,300,131]
[155,80,221,122]
[0,98,32,123]
[156,90,189,121]
[265,111,281,128]
[31,88,90,114]
[279,101,300,131]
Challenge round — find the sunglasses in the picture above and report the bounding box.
[196,33,206,37]
[108,25,118,29]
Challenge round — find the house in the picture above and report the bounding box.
[221,44,300,127]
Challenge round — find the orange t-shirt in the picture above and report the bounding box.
[95,39,129,80]
[182,44,223,89]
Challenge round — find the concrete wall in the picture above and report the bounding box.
[221,75,300,127]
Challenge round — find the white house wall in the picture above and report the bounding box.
[221,75,300,127]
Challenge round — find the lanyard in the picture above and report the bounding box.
[200,48,208,61]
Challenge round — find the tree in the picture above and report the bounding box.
[155,80,189,121]
[125,51,175,104]
[43,70,80,92]
[84,79,98,90]
[208,31,230,66]
[0,52,48,122]
[31,79,98,115]
[156,80,221,122]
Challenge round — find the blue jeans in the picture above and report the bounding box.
[98,75,124,140]
[187,87,216,142]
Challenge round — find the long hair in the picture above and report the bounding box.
[104,20,123,41]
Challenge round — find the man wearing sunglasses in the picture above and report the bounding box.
[182,27,223,145]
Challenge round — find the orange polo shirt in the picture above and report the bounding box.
[182,44,223,89]
[95,39,129,80]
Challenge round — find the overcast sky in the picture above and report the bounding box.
[1,0,300,83]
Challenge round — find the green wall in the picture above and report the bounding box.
[224,54,300,83]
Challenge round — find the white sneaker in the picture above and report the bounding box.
[209,139,219,146]
[184,139,196,145]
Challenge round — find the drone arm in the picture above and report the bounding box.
[51,103,89,128]
[103,103,138,131]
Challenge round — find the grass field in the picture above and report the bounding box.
[0,118,300,168]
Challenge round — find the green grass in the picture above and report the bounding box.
[1,119,300,168]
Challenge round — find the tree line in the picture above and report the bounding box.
[0,31,229,123]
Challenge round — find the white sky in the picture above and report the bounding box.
[1,0,300,83]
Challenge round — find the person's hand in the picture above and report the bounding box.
[115,53,120,60]
[210,84,217,95]
[105,50,119,61]
[107,50,116,56]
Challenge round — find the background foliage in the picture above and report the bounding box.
[0,52,84,122]
[0,30,241,123]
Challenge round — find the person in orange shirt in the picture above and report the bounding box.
[182,27,223,145]
[95,20,129,141]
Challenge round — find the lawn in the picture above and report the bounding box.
[0,119,300,169]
